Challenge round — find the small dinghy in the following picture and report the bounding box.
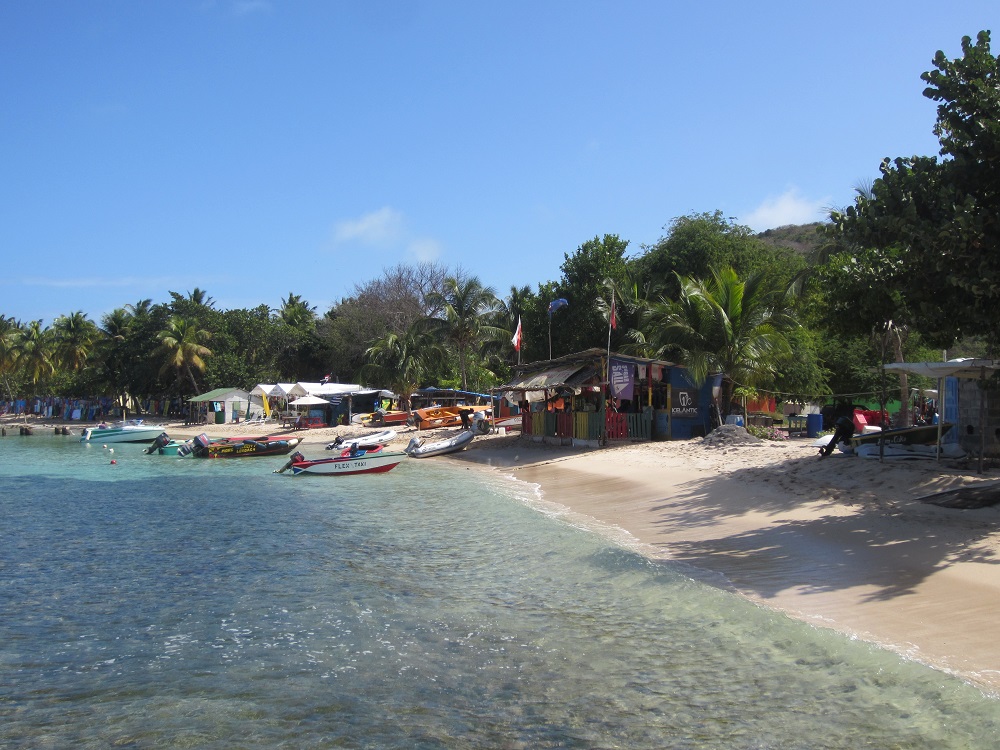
[324,429,397,451]
[404,428,475,458]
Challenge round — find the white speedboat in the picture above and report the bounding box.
[81,419,165,444]
[324,429,397,451]
[277,447,407,476]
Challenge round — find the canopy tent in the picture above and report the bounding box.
[884,359,1000,472]
[884,359,1000,380]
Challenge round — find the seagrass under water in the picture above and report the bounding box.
[2,433,999,748]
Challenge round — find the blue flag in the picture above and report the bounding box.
[547,298,569,317]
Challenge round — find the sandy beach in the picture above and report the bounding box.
[10,413,1000,693]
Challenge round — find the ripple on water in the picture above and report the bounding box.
[1,434,999,748]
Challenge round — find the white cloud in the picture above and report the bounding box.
[331,207,445,266]
[333,207,404,247]
[408,238,442,263]
[742,188,829,232]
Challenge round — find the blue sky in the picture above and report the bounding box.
[2,1,996,325]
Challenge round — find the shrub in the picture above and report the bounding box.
[746,424,787,441]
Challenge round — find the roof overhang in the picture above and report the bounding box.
[884,359,1000,379]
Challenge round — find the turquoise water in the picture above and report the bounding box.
[2,432,999,748]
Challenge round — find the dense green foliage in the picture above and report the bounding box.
[3,31,996,419]
[831,30,1000,348]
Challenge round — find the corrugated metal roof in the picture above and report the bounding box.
[505,364,589,391]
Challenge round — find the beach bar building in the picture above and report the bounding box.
[187,388,253,425]
[498,349,719,446]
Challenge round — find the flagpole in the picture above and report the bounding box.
[607,293,613,358]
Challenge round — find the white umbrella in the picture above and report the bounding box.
[290,395,329,407]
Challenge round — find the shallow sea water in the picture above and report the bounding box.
[2,432,1000,748]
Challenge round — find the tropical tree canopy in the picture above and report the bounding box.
[423,276,504,391]
[831,30,1000,348]
[642,266,798,414]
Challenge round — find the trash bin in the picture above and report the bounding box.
[806,413,823,438]
[725,414,744,427]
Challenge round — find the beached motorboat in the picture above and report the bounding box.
[185,433,299,458]
[849,423,953,449]
[81,419,165,444]
[855,442,967,460]
[353,408,411,428]
[410,405,492,430]
[324,429,397,451]
[277,446,407,476]
[404,428,475,458]
[143,432,251,456]
[491,414,523,431]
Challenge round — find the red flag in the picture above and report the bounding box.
[511,316,522,351]
[610,295,617,330]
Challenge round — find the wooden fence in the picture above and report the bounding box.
[522,410,652,442]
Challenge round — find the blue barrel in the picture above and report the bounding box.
[806,413,823,438]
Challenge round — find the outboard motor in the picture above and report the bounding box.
[275,451,306,473]
[472,412,491,435]
[325,435,345,451]
[191,433,212,458]
[144,432,172,454]
[404,437,423,455]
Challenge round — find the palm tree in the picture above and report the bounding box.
[643,266,797,416]
[186,287,215,308]
[493,285,532,363]
[52,311,99,373]
[362,325,441,409]
[424,276,504,391]
[278,293,317,331]
[13,320,56,387]
[0,316,21,400]
[126,298,154,318]
[154,317,213,394]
